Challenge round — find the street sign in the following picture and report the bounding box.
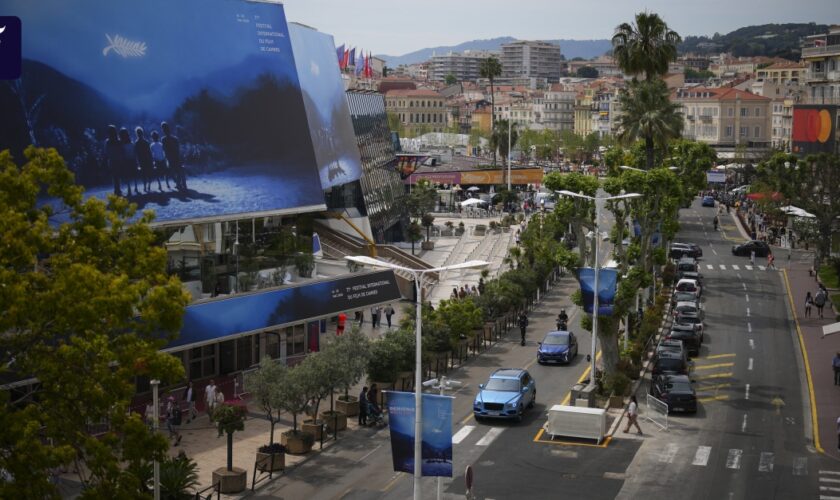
[465,464,474,491]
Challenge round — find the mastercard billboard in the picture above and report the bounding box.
[792,105,837,154]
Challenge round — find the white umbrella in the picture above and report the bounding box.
[466,186,481,192]
[780,205,815,218]
[460,198,487,207]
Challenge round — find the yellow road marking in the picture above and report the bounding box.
[693,362,735,370]
[704,353,736,360]
[698,395,730,403]
[694,383,731,392]
[782,269,822,454]
[695,372,733,380]
[381,474,401,492]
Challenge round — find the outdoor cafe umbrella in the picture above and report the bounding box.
[466,186,481,192]
[780,205,816,218]
[460,198,487,207]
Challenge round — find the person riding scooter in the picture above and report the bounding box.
[556,310,569,330]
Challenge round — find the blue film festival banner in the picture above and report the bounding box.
[578,267,618,316]
[386,391,453,477]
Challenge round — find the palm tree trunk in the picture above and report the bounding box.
[645,135,654,170]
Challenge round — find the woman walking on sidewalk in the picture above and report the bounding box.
[805,292,814,318]
[623,395,643,435]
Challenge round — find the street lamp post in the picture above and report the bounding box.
[556,190,641,389]
[344,256,488,500]
[507,119,512,191]
[151,379,160,500]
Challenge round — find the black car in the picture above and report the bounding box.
[666,327,701,357]
[650,374,697,413]
[652,351,691,376]
[669,242,702,259]
[671,291,700,308]
[732,240,771,257]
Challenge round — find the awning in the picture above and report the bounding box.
[746,192,783,201]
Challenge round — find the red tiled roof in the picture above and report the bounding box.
[384,88,443,98]
[762,61,807,70]
[672,86,770,101]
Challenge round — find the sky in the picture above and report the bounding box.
[281,0,840,56]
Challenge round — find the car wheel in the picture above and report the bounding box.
[516,406,524,422]
[528,392,536,409]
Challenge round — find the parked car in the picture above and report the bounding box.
[732,240,771,257]
[674,301,704,320]
[537,331,578,365]
[701,196,716,207]
[474,368,536,422]
[652,350,692,377]
[656,338,687,362]
[676,312,704,333]
[676,258,698,279]
[650,374,697,413]
[671,290,700,308]
[676,278,702,297]
[680,271,704,287]
[666,327,701,357]
[669,242,702,259]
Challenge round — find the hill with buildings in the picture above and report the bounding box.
[679,23,831,60]
[378,37,612,67]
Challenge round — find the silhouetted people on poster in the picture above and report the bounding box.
[161,122,186,191]
[150,131,168,190]
[134,127,156,193]
[118,127,138,196]
[105,125,123,196]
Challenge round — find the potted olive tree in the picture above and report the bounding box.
[211,403,248,493]
[333,329,372,419]
[246,358,287,472]
[278,362,316,455]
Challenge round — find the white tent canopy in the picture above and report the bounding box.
[460,198,488,207]
[780,205,816,218]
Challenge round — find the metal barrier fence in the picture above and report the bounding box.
[645,394,669,430]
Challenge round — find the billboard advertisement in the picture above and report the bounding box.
[169,270,401,349]
[578,267,618,316]
[792,105,837,155]
[706,171,725,183]
[288,23,362,189]
[386,391,453,477]
[1,0,326,224]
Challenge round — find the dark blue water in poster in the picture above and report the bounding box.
[578,267,618,316]
[386,391,453,477]
[1,0,326,224]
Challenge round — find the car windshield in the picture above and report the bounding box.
[543,334,569,345]
[675,293,695,301]
[485,378,520,392]
[667,382,693,393]
[678,316,700,324]
[657,358,685,371]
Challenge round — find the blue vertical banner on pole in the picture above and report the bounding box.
[578,267,618,316]
[385,391,453,477]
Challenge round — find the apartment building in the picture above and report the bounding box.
[542,84,576,132]
[428,50,497,82]
[384,89,447,135]
[672,87,771,151]
[756,61,808,85]
[510,92,545,129]
[801,26,840,104]
[574,92,594,136]
[771,98,795,151]
[501,40,562,82]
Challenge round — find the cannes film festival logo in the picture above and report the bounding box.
[0,16,22,80]
[102,34,147,58]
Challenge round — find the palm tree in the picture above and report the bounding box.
[611,12,681,81]
[479,57,503,163]
[616,79,683,170]
[490,119,519,169]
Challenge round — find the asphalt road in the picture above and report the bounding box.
[616,200,830,500]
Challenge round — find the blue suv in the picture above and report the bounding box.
[473,368,536,422]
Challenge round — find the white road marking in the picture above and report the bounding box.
[707,264,714,270]
[818,494,840,499]
[792,457,808,476]
[659,443,679,463]
[821,478,840,484]
[745,294,749,302]
[822,486,840,493]
[745,266,753,270]
[726,449,743,469]
[741,414,748,432]
[748,323,752,333]
[758,265,766,271]
[742,283,747,290]
[712,249,718,255]
[823,471,840,476]
[758,452,774,472]
[745,384,750,400]
[452,425,475,444]
[476,427,504,446]
[692,446,712,466]
[719,264,726,270]
[732,264,740,270]
[737,273,743,279]
[746,308,751,317]
[749,338,755,349]
[748,358,753,371]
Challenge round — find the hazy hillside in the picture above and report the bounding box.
[679,23,830,60]
[378,37,611,67]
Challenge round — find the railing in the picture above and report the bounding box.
[193,480,220,500]
[802,45,840,58]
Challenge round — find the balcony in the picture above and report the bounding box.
[802,45,840,59]
[699,115,713,123]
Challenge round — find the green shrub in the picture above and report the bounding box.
[603,372,631,397]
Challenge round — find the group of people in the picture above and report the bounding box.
[450,284,480,300]
[358,384,383,426]
[105,121,187,198]
[805,284,830,319]
[351,304,396,329]
[144,379,225,447]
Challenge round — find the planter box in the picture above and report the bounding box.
[421,241,435,250]
[301,420,324,441]
[281,431,314,455]
[608,395,625,409]
[336,396,359,417]
[255,451,285,472]
[212,467,247,494]
[320,411,347,432]
[455,228,465,236]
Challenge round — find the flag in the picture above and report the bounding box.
[578,267,618,316]
[364,52,372,78]
[342,49,350,70]
[336,43,345,66]
[386,391,453,477]
[348,47,356,71]
[355,50,364,75]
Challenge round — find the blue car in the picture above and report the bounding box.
[701,196,715,207]
[537,330,578,364]
[473,368,536,422]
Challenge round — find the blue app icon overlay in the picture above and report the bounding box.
[0,16,22,79]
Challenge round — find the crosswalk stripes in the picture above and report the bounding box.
[452,425,475,444]
[726,449,743,469]
[476,427,504,446]
[719,264,727,270]
[692,446,711,466]
[745,265,753,270]
[731,264,740,270]
[706,264,714,270]
[820,471,840,499]
[758,265,766,270]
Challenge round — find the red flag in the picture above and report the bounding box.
[365,52,372,78]
[343,49,351,70]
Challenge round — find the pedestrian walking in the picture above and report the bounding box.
[750,250,756,267]
[805,292,814,318]
[623,395,643,435]
[205,379,217,422]
[214,387,225,410]
[384,304,395,328]
[358,387,368,426]
[165,396,182,446]
[451,287,459,300]
[458,287,467,300]
[815,288,828,319]
[767,253,775,270]
[183,381,197,423]
[370,306,379,328]
[337,311,347,335]
[518,312,528,346]
[834,352,840,386]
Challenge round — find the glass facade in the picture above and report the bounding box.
[345,90,407,243]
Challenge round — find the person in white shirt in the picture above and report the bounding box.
[624,395,643,435]
[205,380,217,422]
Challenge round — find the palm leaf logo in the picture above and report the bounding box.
[102,34,147,58]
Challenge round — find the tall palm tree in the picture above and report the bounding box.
[479,56,502,163]
[612,12,681,81]
[491,119,519,168]
[617,79,683,170]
